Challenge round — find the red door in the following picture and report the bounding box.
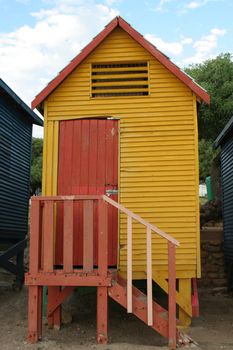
[56,119,118,266]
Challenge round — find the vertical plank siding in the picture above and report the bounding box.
[56,119,118,266]
[44,27,199,279]
[0,93,32,239]
[221,137,233,262]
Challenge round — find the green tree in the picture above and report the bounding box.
[30,138,43,194]
[199,139,218,181]
[185,53,233,140]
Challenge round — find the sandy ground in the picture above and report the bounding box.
[0,272,233,350]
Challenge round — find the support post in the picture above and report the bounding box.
[127,215,132,313]
[179,279,192,327]
[47,286,61,329]
[98,199,108,275]
[83,200,94,272]
[168,242,176,349]
[97,286,108,344]
[27,286,42,343]
[146,227,153,326]
[28,199,42,343]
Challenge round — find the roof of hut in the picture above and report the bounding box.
[31,16,210,111]
[0,79,43,126]
[213,116,233,149]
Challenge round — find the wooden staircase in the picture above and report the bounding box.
[109,274,174,341]
[25,194,190,349]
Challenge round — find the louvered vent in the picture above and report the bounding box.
[91,62,149,97]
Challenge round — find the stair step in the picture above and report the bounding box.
[109,279,170,339]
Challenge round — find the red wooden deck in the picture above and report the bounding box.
[25,195,180,349]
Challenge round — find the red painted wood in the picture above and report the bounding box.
[34,195,101,201]
[38,286,43,339]
[108,276,169,340]
[97,287,108,344]
[63,200,74,273]
[43,201,54,272]
[32,16,209,109]
[98,199,108,275]
[29,199,41,273]
[168,242,177,349]
[191,278,199,318]
[47,287,75,317]
[25,271,112,286]
[27,286,42,343]
[47,287,61,329]
[83,200,94,272]
[56,119,118,266]
[53,287,61,329]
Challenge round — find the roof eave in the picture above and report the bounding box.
[31,15,210,110]
[213,115,233,149]
[31,16,119,111]
[0,79,43,126]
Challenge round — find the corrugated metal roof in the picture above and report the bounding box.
[0,78,43,126]
[213,116,233,149]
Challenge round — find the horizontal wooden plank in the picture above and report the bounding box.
[25,271,112,286]
[119,259,197,266]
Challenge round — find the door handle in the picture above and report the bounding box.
[106,189,118,196]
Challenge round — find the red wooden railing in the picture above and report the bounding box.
[102,195,179,349]
[27,194,179,348]
[27,195,110,286]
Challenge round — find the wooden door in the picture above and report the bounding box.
[56,119,118,266]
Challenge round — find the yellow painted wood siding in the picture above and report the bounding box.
[44,27,200,279]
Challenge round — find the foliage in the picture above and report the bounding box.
[199,139,218,181]
[30,138,43,194]
[185,53,233,141]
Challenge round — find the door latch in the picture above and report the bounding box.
[106,189,118,196]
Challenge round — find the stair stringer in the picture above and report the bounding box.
[108,275,180,341]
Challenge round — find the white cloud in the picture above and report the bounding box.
[183,0,220,11]
[145,33,192,56]
[186,1,201,9]
[0,0,119,137]
[153,0,173,12]
[146,27,226,68]
[183,27,226,65]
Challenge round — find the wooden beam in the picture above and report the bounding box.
[146,227,153,326]
[97,287,108,344]
[83,200,94,272]
[98,200,108,275]
[29,200,41,273]
[27,286,42,343]
[25,272,112,286]
[127,216,132,313]
[47,286,75,317]
[63,200,74,273]
[168,242,176,349]
[43,201,54,272]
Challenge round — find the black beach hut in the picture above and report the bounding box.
[0,78,43,284]
[213,116,233,289]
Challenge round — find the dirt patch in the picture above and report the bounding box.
[0,275,233,350]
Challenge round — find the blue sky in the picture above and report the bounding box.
[0,0,232,137]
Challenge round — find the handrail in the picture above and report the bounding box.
[102,195,179,246]
[32,195,102,201]
[103,194,178,340]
